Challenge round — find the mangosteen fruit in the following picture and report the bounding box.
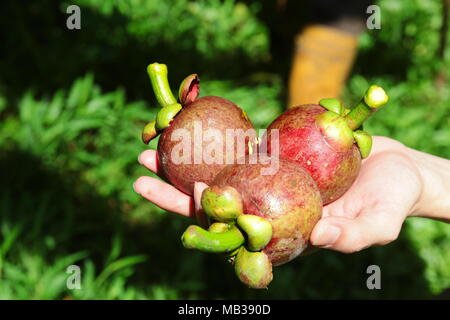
[261,85,389,204]
[181,155,323,288]
[142,63,256,195]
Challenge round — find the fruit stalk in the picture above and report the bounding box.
[181,225,244,253]
[208,223,241,258]
[345,85,389,130]
[156,103,182,130]
[147,63,177,108]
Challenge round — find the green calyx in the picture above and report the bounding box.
[316,111,355,152]
[234,247,273,289]
[182,185,275,289]
[181,225,245,253]
[201,186,244,222]
[147,63,177,108]
[319,98,343,115]
[237,215,272,251]
[141,120,158,144]
[315,84,388,158]
[353,130,372,159]
[156,103,182,130]
[178,74,200,106]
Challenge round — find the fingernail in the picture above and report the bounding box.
[138,154,144,165]
[132,181,140,194]
[313,223,341,247]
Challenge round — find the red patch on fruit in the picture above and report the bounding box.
[262,104,361,204]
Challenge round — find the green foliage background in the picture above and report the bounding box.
[0,0,449,299]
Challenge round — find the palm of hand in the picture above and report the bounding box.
[311,136,422,252]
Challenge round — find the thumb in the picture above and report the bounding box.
[310,209,406,253]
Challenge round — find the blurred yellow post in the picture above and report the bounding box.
[288,24,359,107]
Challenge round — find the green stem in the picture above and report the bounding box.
[345,85,388,130]
[155,103,182,130]
[147,63,177,108]
[208,223,240,258]
[345,101,371,130]
[181,225,244,253]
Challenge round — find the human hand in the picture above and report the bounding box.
[133,149,209,227]
[310,136,424,253]
[134,136,450,254]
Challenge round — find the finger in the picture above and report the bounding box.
[370,136,405,155]
[193,182,209,228]
[310,209,405,254]
[138,150,163,176]
[133,176,194,218]
[321,204,333,218]
[321,184,365,219]
[323,149,420,220]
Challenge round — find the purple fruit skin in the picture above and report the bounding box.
[211,155,322,266]
[158,96,255,195]
[262,104,361,204]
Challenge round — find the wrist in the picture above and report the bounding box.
[407,146,450,221]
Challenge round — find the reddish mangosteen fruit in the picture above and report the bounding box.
[261,85,389,204]
[181,155,323,289]
[142,63,256,195]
